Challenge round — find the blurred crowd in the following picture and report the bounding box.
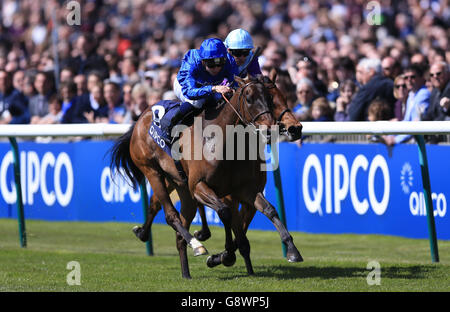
[0,0,449,144]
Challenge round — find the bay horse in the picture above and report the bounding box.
[111,75,280,279]
[131,69,304,268]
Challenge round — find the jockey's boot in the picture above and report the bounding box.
[164,102,197,144]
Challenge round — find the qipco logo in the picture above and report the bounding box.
[302,154,390,216]
[0,151,74,206]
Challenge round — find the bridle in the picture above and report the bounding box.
[221,80,273,128]
[263,80,292,124]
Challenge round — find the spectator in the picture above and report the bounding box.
[75,71,105,119]
[74,74,88,96]
[66,33,109,79]
[392,74,408,121]
[60,81,88,124]
[104,81,126,124]
[12,69,25,92]
[410,53,429,73]
[0,69,30,124]
[309,97,334,121]
[367,99,393,122]
[381,56,401,80]
[143,70,158,89]
[404,64,431,118]
[367,99,394,145]
[334,80,357,121]
[261,45,286,73]
[152,66,173,91]
[148,88,164,107]
[32,94,62,124]
[384,64,431,145]
[22,71,37,98]
[125,82,151,123]
[121,56,141,85]
[441,97,450,117]
[335,57,355,85]
[60,67,75,83]
[347,58,396,121]
[29,71,53,120]
[84,83,108,123]
[293,77,316,121]
[0,0,448,143]
[422,61,450,143]
[274,69,297,110]
[422,62,450,121]
[122,82,134,111]
[295,55,327,97]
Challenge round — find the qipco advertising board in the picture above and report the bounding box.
[0,141,145,223]
[0,140,448,240]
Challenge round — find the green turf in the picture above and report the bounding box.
[0,219,449,292]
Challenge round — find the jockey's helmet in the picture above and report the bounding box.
[198,38,227,61]
[224,29,254,50]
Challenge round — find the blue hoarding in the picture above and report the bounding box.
[0,140,448,240]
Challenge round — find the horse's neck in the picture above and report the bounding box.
[203,94,241,131]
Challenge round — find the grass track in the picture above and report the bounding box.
[0,219,449,292]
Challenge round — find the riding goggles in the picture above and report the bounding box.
[204,57,226,68]
[229,49,251,57]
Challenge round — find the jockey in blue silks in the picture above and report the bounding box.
[170,38,239,137]
[224,29,262,78]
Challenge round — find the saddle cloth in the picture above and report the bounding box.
[148,100,180,157]
[148,100,188,182]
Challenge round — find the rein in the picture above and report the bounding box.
[221,80,272,128]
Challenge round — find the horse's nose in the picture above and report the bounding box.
[288,126,302,140]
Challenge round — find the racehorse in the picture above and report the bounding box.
[111,75,283,279]
[131,69,304,269]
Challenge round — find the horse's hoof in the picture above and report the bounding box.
[206,255,221,268]
[193,246,208,257]
[132,226,148,242]
[287,251,303,263]
[194,229,211,242]
[221,251,236,267]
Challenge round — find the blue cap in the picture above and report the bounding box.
[224,29,254,50]
[198,38,228,60]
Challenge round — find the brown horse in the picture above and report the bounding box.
[132,69,304,267]
[111,75,281,279]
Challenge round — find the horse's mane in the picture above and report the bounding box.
[208,75,274,107]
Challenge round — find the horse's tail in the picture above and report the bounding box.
[109,123,144,190]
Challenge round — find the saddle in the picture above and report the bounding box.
[148,100,188,183]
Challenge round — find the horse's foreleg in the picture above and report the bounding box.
[230,199,254,275]
[193,182,235,268]
[194,204,211,242]
[252,192,303,263]
[144,169,207,279]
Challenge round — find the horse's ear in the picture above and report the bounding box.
[234,75,245,86]
[269,68,277,82]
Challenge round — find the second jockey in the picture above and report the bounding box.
[224,29,262,78]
